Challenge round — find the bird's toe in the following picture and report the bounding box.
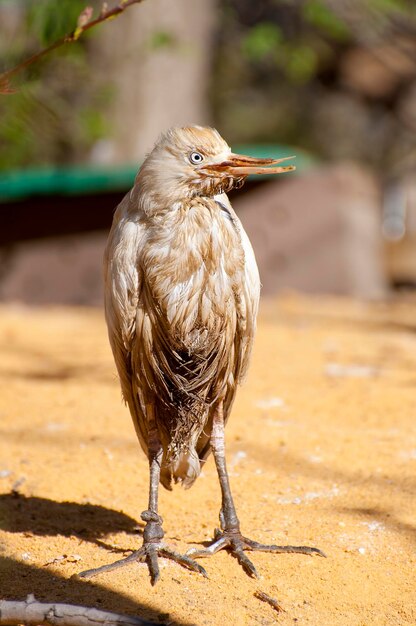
[233,547,259,578]
[189,528,325,579]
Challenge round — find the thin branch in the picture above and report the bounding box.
[0,595,155,626]
[0,0,146,94]
[254,591,285,614]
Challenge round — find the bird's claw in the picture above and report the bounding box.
[77,541,207,585]
[159,546,208,580]
[187,529,326,579]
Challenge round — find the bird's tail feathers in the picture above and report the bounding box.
[160,447,201,490]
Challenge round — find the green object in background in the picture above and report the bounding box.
[0,164,139,202]
[0,146,315,203]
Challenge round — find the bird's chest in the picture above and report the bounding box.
[142,202,246,339]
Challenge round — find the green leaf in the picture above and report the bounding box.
[242,22,282,62]
[366,0,413,14]
[79,107,107,142]
[303,1,350,40]
[26,0,90,46]
[149,30,177,50]
[285,45,318,83]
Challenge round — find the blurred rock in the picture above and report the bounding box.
[0,232,106,306]
[384,176,416,287]
[235,164,387,298]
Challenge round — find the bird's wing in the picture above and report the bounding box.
[103,192,150,457]
[232,213,261,383]
[196,195,260,464]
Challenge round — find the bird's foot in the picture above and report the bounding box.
[187,527,326,578]
[77,542,207,586]
[76,511,207,585]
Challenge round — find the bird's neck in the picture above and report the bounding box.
[132,166,242,218]
[133,183,228,221]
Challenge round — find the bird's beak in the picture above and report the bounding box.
[200,153,296,177]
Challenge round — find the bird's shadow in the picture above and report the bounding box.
[0,494,198,625]
[0,555,194,626]
[0,493,143,552]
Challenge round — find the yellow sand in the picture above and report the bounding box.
[0,295,415,625]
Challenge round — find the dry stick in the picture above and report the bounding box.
[0,0,145,93]
[254,591,285,614]
[0,595,155,626]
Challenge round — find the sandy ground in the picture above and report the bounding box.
[0,294,415,625]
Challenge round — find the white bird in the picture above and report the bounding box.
[78,126,324,585]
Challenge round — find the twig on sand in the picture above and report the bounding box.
[0,595,154,626]
[254,590,286,614]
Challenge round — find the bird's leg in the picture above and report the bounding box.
[77,414,207,585]
[188,402,325,578]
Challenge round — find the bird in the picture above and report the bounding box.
[78,126,324,585]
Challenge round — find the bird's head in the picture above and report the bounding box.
[136,126,295,209]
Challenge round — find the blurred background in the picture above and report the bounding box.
[0,0,416,305]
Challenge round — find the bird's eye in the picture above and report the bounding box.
[189,151,204,165]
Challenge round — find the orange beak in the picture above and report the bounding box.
[200,153,296,177]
